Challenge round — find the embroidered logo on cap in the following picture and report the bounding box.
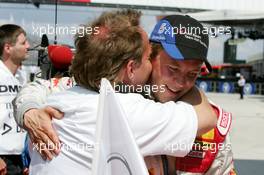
[158,23,167,34]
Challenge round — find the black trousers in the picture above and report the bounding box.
[0,155,23,175]
[239,86,244,99]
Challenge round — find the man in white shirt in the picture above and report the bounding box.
[237,75,246,99]
[14,10,216,175]
[0,24,30,175]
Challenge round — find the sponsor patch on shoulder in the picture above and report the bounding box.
[220,111,229,128]
[217,109,232,136]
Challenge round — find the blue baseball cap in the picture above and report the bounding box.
[150,15,212,72]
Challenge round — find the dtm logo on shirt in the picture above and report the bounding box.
[0,85,22,93]
[1,123,25,135]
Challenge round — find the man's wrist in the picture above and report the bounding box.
[17,102,42,128]
[23,108,40,129]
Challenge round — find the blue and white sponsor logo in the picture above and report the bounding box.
[219,82,234,93]
[199,81,208,92]
[157,21,172,36]
[222,82,231,93]
[150,20,174,43]
[243,83,255,94]
[158,23,167,34]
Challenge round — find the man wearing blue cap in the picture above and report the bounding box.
[149,15,211,103]
[145,15,236,175]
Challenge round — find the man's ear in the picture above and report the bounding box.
[126,59,137,81]
[3,43,11,55]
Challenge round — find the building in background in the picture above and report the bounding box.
[247,53,264,80]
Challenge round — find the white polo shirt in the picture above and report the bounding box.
[0,60,26,155]
[29,85,197,175]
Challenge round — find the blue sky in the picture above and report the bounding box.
[0,3,263,65]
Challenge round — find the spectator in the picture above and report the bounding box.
[238,75,246,99]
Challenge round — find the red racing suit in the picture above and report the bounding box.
[145,103,236,175]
